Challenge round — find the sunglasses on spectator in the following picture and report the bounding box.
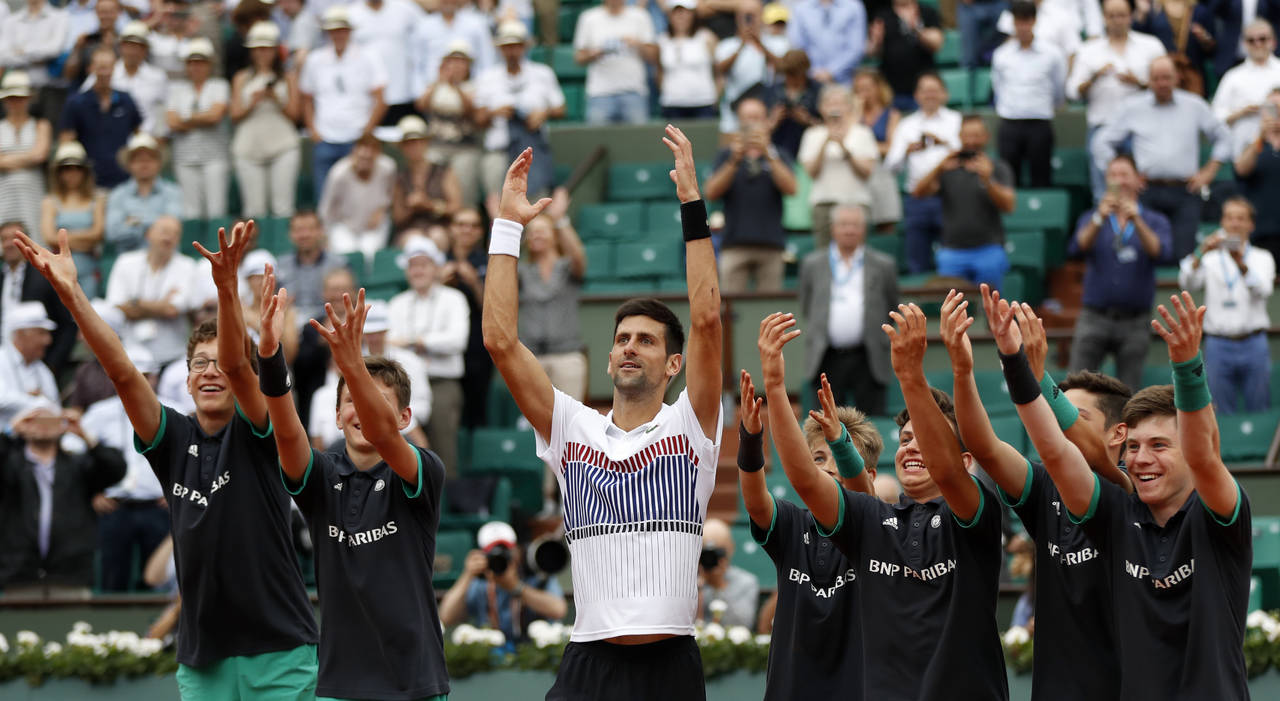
[1246,35,1271,43]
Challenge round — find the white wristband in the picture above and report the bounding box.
[488,218,524,258]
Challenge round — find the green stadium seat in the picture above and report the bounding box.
[560,82,585,122]
[528,45,551,65]
[582,241,616,280]
[974,369,1016,416]
[257,217,293,255]
[783,165,813,231]
[615,240,684,278]
[1252,517,1280,569]
[866,233,901,264]
[1249,575,1263,613]
[644,201,682,232]
[870,416,901,469]
[441,477,514,531]
[582,278,658,294]
[486,378,523,428]
[731,525,777,588]
[367,248,404,287]
[784,234,816,267]
[1004,230,1048,272]
[99,255,119,291]
[577,202,644,239]
[558,6,586,43]
[990,415,1028,453]
[433,529,475,587]
[551,44,586,81]
[936,29,961,67]
[1051,148,1092,189]
[364,283,404,301]
[607,162,674,201]
[1001,267,1045,306]
[470,428,542,472]
[972,68,992,106]
[655,273,688,293]
[940,68,971,108]
[343,251,366,281]
[1217,410,1280,463]
[1004,189,1071,234]
[182,218,208,252]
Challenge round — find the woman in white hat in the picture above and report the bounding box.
[40,142,105,296]
[231,21,302,218]
[0,71,52,242]
[166,37,231,219]
[414,40,483,207]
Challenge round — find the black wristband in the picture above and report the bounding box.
[998,346,1041,405]
[257,347,292,398]
[680,199,711,242]
[737,423,765,473]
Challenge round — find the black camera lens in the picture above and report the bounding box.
[700,546,725,570]
[486,545,512,574]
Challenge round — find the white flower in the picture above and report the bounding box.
[527,620,551,640]
[107,631,142,654]
[754,634,771,646]
[1249,610,1280,642]
[16,631,39,648]
[702,623,726,642]
[451,624,479,646]
[0,633,9,653]
[136,638,164,657]
[42,642,63,657]
[1002,626,1030,646]
[726,626,752,645]
[71,621,92,634]
[481,629,506,647]
[708,600,728,614]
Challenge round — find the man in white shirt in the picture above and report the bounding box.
[299,6,388,199]
[1213,19,1280,160]
[387,236,470,476]
[1067,0,1166,199]
[884,72,962,273]
[1178,196,1275,414]
[992,0,1066,188]
[348,0,424,125]
[411,0,496,95]
[0,301,59,430]
[104,215,195,366]
[82,21,170,138]
[318,134,397,261]
[996,0,1084,62]
[574,0,657,125]
[715,1,790,133]
[0,0,70,92]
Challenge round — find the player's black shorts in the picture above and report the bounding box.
[546,635,705,701]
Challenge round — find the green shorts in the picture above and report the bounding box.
[176,644,318,701]
[320,695,447,700]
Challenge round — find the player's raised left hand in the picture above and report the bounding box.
[663,124,701,203]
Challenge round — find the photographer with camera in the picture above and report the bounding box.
[439,521,568,642]
[911,114,1016,290]
[697,518,759,629]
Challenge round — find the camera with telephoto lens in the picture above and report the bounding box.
[486,544,513,574]
[700,546,726,570]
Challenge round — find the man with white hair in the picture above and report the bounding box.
[105,215,195,366]
[0,301,59,429]
[1213,19,1280,160]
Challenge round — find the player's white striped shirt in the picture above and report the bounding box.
[536,388,722,642]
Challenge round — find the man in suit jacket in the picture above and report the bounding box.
[0,222,76,375]
[798,204,900,415]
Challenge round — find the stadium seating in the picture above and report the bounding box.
[434,529,475,587]
[577,202,645,239]
[1217,410,1280,463]
[732,525,777,589]
[607,162,675,201]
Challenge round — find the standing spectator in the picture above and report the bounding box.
[657,0,719,119]
[1066,0,1167,200]
[0,400,126,599]
[223,0,274,82]
[273,210,348,325]
[392,115,463,232]
[411,0,496,94]
[318,134,396,260]
[764,49,821,160]
[63,0,124,88]
[442,207,492,429]
[166,37,229,220]
[763,3,792,39]
[957,0,1008,68]
[300,6,388,200]
[575,0,658,125]
[1212,19,1280,161]
[349,0,425,124]
[1093,55,1231,259]
[0,223,76,375]
[96,22,170,139]
[699,0,746,40]
[0,0,70,100]
[788,0,867,85]
[1133,0,1215,96]
[697,518,760,629]
[386,236,470,477]
[797,205,899,413]
[885,72,962,273]
[0,72,52,241]
[64,0,123,55]
[912,115,1017,289]
[995,0,1083,63]
[705,95,797,292]
[854,68,903,233]
[276,0,322,64]
[866,0,944,111]
[148,1,201,80]
[0,303,60,428]
[40,142,105,297]
[798,84,880,248]
[417,41,483,208]
[1178,196,1275,413]
[991,0,1066,188]
[230,21,302,219]
[714,1,790,134]
[104,133,182,255]
[1067,154,1172,392]
[59,46,142,190]
[519,204,589,400]
[1235,89,1280,260]
[104,215,195,366]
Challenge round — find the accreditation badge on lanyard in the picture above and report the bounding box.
[1110,214,1139,263]
[1220,251,1241,309]
[829,245,862,300]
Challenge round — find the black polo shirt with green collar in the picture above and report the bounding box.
[998,460,1119,701]
[750,495,863,701]
[284,445,449,701]
[135,405,318,668]
[823,477,1008,701]
[1073,474,1252,701]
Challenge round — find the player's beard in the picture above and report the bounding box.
[612,367,661,400]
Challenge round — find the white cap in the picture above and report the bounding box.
[125,343,159,375]
[444,38,474,59]
[0,70,33,100]
[495,20,529,46]
[121,20,151,45]
[397,236,446,268]
[124,132,162,159]
[245,21,281,48]
[180,37,216,61]
[363,300,390,334]
[53,140,89,167]
[670,0,698,10]
[397,114,429,141]
[239,248,278,279]
[477,521,518,551]
[91,298,126,336]
[321,6,352,30]
[6,301,56,335]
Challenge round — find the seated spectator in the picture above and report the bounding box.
[519,202,589,399]
[274,210,350,326]
[230,22,302,219]
[0,71,52,242]
[715,1,789,134]
[442,208,492,429]
[64,0,124,86]
[705,95,797,293]
[411,0,496,94]
[992,0,1066,188]
[148,0,201,80]
[0,224,76,375]
[417,42,483,207]
[349,0,426,124]
[1178,196,1276,414]
[95,21,170,139]
[67,300,127,412]
[657,0,719,120]
[867,0,943,111]
[104,215,195,366]
[393,115,462,232]
[912,115,1016,289]
[765,49,821,160]
[61,46,143,190]
[995,0,1082,63]
[475,22,565,209]
[0,302,60,428]
[853,68,903,233]
[698,518,760,629]
[387,236,470,476]
[438,521,568,643]
[1235,88,1280,261]
[957,0,1007,68]
[104,133,181,254]
[798,84,879,248]
[318,133,397,259]
[575,0,658,125]
[787,0,866,84]
[40,142,105,297]
[166,38,230,220]
[1212,19,1280,161]
[0,400,127,599]
[1067,154,1173,392]
[1133,0,1214,96]
[300,6,388,199]
[1,0,72,99]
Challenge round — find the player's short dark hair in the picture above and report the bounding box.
[186,319,259,372]
[1122,385,1176,428]
[1011,0,1037,20]
[613,298,685,357]
[1059,371,1132,429]
[895,387,966,450]
[336,356,412,411]
[804,406,885,469]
